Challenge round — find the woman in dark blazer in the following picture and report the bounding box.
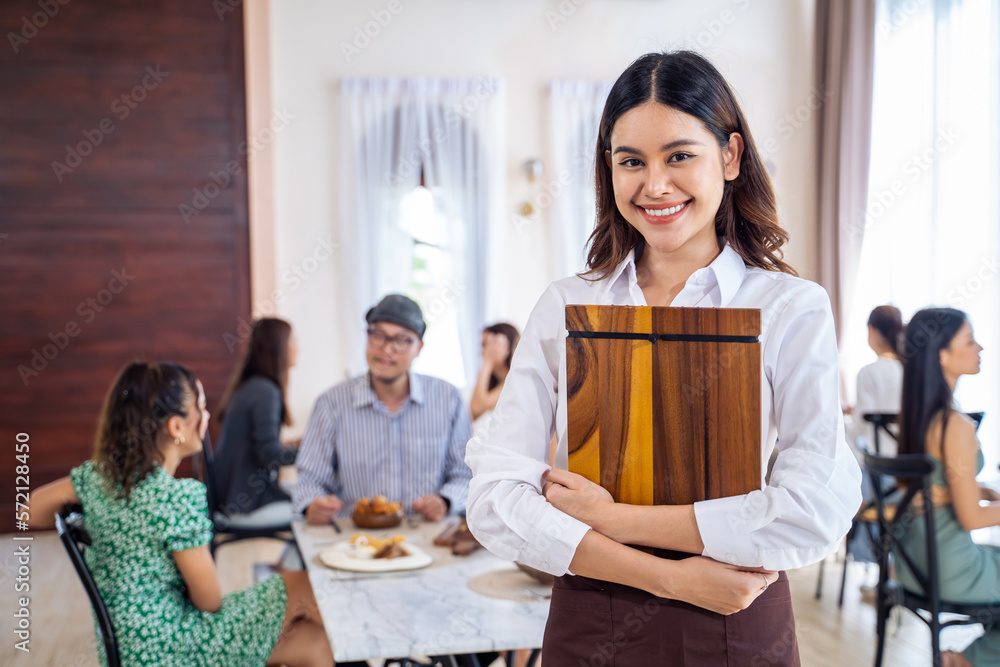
[214,318,298,521]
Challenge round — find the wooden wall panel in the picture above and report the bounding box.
[0,0,251,532]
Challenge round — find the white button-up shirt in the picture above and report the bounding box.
[465,242,863,575]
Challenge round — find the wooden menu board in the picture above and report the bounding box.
[566,306,762,531]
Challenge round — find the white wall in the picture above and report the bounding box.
[256,0,818,434]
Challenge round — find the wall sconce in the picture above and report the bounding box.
[523,158,543,183]
[517,158,544,218]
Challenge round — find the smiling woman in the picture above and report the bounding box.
[465,51,862,666]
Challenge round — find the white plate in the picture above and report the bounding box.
[318,541,433,573]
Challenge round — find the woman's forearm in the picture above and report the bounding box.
[568,529,673,595]
[956,502,1000,532]
[26,477,78,528]
[597,503,705,554]
[568,530,775,616]
[469,361,498,419]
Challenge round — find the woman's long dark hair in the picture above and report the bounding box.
[582,51,794,280]
[897,308,968,462]
[216,318,292,425]
[93,361,199,499]
[483,322,520,391]
[868,305,904,357]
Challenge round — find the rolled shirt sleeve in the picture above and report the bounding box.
[693,281,863,570]
[466,284,592,575]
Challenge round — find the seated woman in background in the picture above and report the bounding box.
[897,308,997,667]
[469,322,519,429]
[27,361,332,667]
[849,305,905,457]
[214,318,298,523]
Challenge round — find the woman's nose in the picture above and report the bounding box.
[643,162,673,197]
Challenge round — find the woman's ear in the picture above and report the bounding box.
[605,149,612,169]
[723,133,744,181]
[165,415,185,442]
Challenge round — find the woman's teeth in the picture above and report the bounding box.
[643,202,686,216]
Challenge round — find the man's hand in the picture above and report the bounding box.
[305,495,344,525]
[412,494,448,522]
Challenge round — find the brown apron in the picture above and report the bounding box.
[542,571,799,666]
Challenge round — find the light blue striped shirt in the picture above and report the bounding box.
[293,372,473,517]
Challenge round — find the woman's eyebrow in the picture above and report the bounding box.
[612,139,705,156]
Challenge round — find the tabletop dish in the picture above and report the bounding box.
[319,541,433,573]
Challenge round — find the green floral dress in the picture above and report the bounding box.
[70,461,287,667]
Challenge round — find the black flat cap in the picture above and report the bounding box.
[365,294,426,338]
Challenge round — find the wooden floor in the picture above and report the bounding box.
[0,532,983,666]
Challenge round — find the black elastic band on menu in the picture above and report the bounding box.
[658,334,759,344]
[567,331,758,344]
[567,331,659,343]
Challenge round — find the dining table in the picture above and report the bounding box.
[292,517,551,662]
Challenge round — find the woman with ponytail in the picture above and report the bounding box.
[465,51,861,664]
[848,305,906,457]
[27,361,333,667]
[896,309,997,667]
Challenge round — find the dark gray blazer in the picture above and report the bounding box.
[214,376,297,514]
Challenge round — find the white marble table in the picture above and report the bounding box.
[293,518,550,661]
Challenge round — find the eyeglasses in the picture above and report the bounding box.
[367,328,417,352]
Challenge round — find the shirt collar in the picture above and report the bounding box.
[597,238,747,307]
[352,371,425,408]
[709,242,748,307]
[598,246,642,305]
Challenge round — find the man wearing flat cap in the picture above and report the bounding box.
[294,294,474,525]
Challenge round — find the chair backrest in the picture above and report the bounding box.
[863,412,985,455]
[194,432,221,516]
[56,512,122,667]
[863,452,941,609]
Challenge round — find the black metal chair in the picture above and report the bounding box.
[815,412,986,604]
[864,449,1000,667]
[194,432,296,558]
[56,512,122,667]
[863,412,984,454]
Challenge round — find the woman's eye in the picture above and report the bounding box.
[618,158,642,168]
[669,152,694,162]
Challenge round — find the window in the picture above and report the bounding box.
[396,185,467,389]
[845,0,999,467]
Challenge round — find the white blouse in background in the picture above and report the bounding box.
[849,356,904,458]
[465,241,863,575]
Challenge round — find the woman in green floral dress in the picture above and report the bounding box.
[29,361,333,667]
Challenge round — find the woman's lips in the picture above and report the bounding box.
[637,200,690,225]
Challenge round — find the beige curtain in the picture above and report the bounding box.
[815,0,877,341]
